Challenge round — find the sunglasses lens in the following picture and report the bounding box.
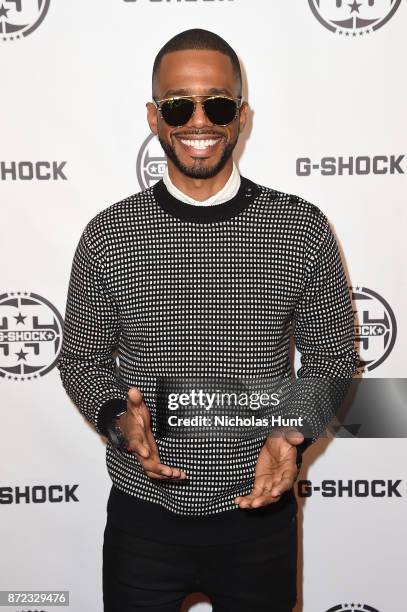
[160,98,195,126]
[204,97,238,125]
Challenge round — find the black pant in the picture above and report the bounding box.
[103,512,297,611]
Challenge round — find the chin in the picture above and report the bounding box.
[174,152,233,180]
[159,134,236,179]
[183,158,224,179]
[179,163,227,180]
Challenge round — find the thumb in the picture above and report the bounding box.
[127,387,144,405]
[284,428,305,446]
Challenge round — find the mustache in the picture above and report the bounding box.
[173,131,226,138]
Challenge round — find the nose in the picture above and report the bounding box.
[189,100,213,128]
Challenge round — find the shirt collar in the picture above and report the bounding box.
[153,174,262,224]
[162,162,241,206]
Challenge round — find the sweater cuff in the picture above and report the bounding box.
[97,398,128,437]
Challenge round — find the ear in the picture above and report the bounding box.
[238,100,248,133]
[146,101,158,135]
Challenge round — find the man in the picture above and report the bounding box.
[57,28,358,612]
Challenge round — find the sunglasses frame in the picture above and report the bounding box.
[153,94,243,127]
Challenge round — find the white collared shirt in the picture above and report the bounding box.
[163,162,241,206]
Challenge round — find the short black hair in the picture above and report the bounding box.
[152,28,242,97]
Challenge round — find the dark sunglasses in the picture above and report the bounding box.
[153,94,243,127]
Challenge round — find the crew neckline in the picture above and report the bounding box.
[162,162,241,207]
[152,175,262,223]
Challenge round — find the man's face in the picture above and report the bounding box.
[147,49,248,179]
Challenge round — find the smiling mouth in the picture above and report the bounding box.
[175,135,223,157]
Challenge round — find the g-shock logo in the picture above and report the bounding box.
[298,479,402,498]
[0,0,51,42]
[296,155,405,176]
[0,484,79,503]
[0,161,67,181]
[0,292,63,381]
[351,286,397,372]
[308,0,401,37]
[136,134,167,190]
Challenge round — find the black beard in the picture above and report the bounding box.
[158,133,238,179]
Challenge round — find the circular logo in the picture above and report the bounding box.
[0,0,51,42]
[308,0,402,36]
[326,604,380,612]
[136,133,167,190]
[0,291,64,381]
[351,286,396,372]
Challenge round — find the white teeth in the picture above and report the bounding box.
[179,139,219,149]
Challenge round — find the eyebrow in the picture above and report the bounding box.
[161,87,234,98]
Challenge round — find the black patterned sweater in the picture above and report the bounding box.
[57,175,358,536]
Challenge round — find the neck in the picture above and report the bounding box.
[166,158,234,202]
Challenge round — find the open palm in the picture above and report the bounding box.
[234,429,304,509]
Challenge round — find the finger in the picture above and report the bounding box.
[235,481,282,505]
[144,469,187,481]
[234,491,281,508]
[140,458,188,479]
[234,482,267,503]
[234,482,281,508]
[146,470,188,480]
[127,387,144,407]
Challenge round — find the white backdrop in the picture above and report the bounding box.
[1,1,406,611]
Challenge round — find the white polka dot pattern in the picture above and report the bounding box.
[57,178,359,516]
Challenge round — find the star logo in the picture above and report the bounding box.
[14,312,27,325]
[0,3,9,19]
[348,1,362,14]
[15,348,29,361]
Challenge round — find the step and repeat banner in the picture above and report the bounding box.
[1,1,406,611]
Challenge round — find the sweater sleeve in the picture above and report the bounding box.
[56,226,128,436]
[277,208,359,451]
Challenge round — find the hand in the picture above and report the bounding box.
[234,427,304,509]
[118,387,188,482]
